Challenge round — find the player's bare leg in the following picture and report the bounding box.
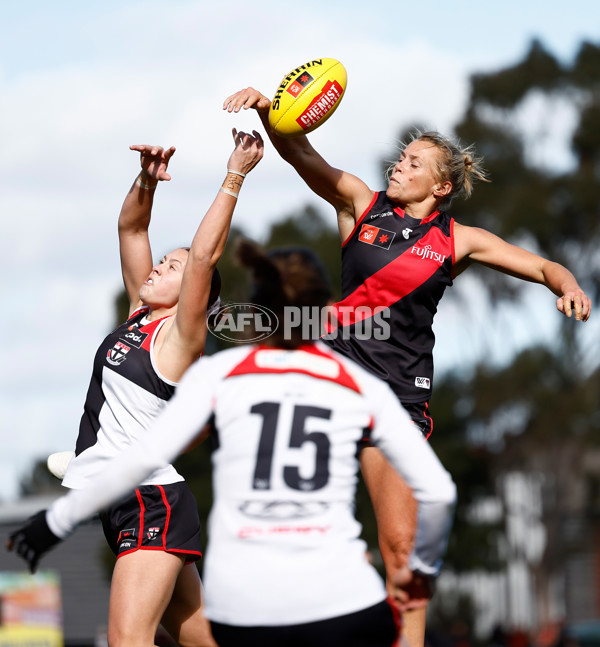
[361,447,427,647]
[107,550,185,647]
[161,562,217,647]
[402,608,428,647]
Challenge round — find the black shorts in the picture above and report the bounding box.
[402,401,433,439]
[209,598,401,647]
[99,481,203,562]
[360,401,433,451]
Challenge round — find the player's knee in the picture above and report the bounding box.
[176,622,218,647]
[107,623,153,647]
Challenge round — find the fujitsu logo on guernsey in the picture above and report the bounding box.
[411,244,446,264]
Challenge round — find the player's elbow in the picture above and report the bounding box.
[441,476,457,508]
[429,471,457,508]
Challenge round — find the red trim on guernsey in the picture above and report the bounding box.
[226,345,362,394]
[341,192,379,247]
[449,217,457,278]
[128,305,150,321]
[139,316,171,351]
[392,205,441,223]
[420,209,441,225]
[326,226,452,329]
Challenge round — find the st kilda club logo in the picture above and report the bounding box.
[107,325,149,366]
[107,341,131,366]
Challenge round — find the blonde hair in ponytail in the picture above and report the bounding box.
[387,129,489,206]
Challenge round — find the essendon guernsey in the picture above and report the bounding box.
[322,192,455,404]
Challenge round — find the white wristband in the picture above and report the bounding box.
[220,187,239,198]
[227,168,246,178]
[137,176,157,190]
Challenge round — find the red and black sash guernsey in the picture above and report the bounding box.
[322,191,455,404]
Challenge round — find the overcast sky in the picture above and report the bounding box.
[1,0,598,503]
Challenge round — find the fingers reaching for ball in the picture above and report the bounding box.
[129,144,176,182]
[227,129,264,177]
[223,88,271,113]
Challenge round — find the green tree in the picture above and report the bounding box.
[423,38,600,626]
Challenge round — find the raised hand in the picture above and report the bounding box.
[226,129,264,177]
[556,289,592,321]
[130,144,177,182]
[223,88,271,114]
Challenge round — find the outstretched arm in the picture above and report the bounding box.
[118,145,176,314]
[155,129,264,382]
[454,223,592,321]
[223,87,373,240]
[7,355,218,573]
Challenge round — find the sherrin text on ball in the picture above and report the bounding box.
[268,58,347,137]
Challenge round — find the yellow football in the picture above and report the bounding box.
[268,58,347,138]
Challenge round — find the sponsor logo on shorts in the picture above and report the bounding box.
[117,528,136,545]
[146,527,161,541]
[415,377,431,389]
[107,341,131,366]
[358,224,396,250]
